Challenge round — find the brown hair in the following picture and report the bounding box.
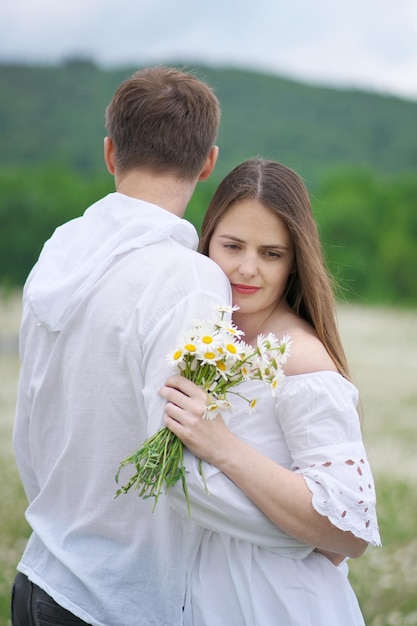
[200,158,350,379]
[105,66,220,180]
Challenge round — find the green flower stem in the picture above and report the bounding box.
[115,427,191,515]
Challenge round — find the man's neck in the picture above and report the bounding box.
[114,169,196,218]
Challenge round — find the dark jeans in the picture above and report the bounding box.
[11,572,91,626]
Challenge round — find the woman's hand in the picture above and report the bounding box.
[159,375,237,464]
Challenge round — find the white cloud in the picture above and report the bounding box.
[0,0,416,100]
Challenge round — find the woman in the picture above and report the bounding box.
[159,158,381,625]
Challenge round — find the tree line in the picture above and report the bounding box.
[1,165,416,305]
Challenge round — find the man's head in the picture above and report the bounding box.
[105,66,221,181]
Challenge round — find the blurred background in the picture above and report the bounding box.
[1,1,416,624]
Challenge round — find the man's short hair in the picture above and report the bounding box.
[105,66,221,180]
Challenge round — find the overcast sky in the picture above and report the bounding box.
[1,0,417,101]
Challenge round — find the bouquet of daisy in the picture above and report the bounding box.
[115,305,291,513]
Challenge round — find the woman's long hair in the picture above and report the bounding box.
[200,158,350,379]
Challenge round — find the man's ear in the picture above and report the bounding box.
[198,146,219,181]
[104,137,115,175]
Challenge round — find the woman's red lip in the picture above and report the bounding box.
[232,284,260,294]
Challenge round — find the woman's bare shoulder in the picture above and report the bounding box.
[279,321,338,376]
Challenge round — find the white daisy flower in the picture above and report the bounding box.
[216,304,240,314]
[116,303,291,515]
[166,347,185,367]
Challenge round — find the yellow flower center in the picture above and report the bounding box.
[202,335,214,344]
[184,343,197,352]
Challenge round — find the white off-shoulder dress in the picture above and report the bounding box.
[168,371,381,626]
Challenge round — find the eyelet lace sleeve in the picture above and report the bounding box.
[276,372,381,546]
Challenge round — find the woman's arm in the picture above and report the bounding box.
[167,447,313,555]
[160,375,368,559]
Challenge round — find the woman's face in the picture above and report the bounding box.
[208,199,295,321]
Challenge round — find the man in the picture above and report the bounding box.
[11,66,231,625]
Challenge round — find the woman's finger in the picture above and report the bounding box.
[159,385,208,419]
[160,379,208,406]
[164,375,206,398]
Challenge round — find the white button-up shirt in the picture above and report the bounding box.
[13,192,231,626]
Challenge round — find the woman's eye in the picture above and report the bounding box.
[224,243,240,251]
[264,250,281,259]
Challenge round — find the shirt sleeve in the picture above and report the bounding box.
[276,372,381,546]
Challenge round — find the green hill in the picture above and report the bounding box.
[1,60,416,185]
[1,61,417,303]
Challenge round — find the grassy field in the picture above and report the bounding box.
[1,291,416,625]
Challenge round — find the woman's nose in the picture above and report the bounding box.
[238,255,258,277]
